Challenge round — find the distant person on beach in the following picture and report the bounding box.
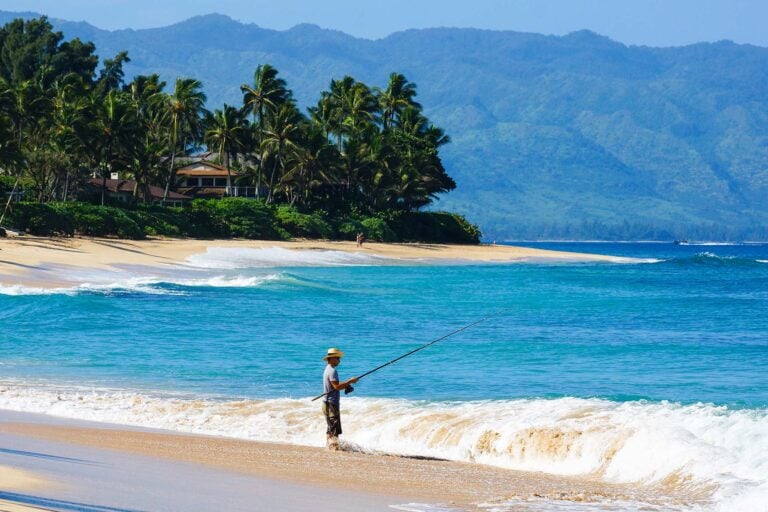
[321,347,358,450]
[356,232,365,248]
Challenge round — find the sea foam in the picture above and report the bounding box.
[185,246,393,269]
[0,383,765,511]
[0,273,284,296]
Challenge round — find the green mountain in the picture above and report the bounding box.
[3,11,767,240]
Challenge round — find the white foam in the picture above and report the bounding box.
[605,256,663,264]
[0,273,284,296]
[162,273,283,288]
[0,383,765,511]
[0,284,73,296]
[0,279,182,296]
[185,246,392,269]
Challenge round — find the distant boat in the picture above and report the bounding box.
[673,239,690,245]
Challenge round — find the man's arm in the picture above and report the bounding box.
[329,376,358,391]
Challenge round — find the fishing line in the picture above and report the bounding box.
[311,308,509,401]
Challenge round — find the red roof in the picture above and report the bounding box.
[88,179,191,201]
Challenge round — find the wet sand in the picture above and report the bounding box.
[0,463,51,511]
[0,411,701,511]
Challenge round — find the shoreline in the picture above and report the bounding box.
[0,409,696,511]
[0,235,627,288]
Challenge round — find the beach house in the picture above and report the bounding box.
[175,161,261,199]
[86,178,192,207]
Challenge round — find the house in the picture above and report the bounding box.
[175,161,261,199]
[86,179,192,207]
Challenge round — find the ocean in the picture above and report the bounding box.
[1,242,767,511]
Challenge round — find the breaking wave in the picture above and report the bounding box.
[0,273,285,296]
[185,246,395,269]
[658,252,768,267]
[0,382,765,511]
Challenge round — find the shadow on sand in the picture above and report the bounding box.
[0,491,148,512]
[0,448,97,465]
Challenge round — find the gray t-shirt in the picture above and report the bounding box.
[323,364,340,405]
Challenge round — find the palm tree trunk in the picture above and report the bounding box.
[0,173,21,226]
[267,156,279,204]
[163,122,180,204]
[63,170,69,202]
[163,150,176,204]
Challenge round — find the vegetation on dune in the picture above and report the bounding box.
[0,17,479,244]
[5,198,478,243]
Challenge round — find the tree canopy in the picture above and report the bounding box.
[0,16,456,218]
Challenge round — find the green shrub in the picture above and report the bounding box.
[190,198,288,240]
[52,203,144,239]
[386,211,481,244]
[333,215,397,242]
[276,206,333,239]
[336,218,362,240]
[132,206,201,237]
[360,217,397,242]
[4,202,73,236]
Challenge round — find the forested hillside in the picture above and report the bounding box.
[3,11,767,240]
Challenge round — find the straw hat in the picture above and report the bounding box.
[322,347,344,360]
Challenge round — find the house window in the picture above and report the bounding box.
[186,178,199,187]
[215,178,227,187]
[201,178,214,186]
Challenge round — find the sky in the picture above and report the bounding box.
[1,0,766,47]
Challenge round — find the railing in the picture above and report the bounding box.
[228,186,261,198]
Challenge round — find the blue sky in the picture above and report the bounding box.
[2,0,766,47]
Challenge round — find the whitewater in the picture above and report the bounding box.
[1,242,767,511]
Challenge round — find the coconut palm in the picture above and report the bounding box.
[47,76,89,200]
[281,125,341,207]
[89,89,136,205]
[204,105,249,193]
[260,104,303,203]
[241,64,291,128]
[162,78,206,203]
[241,65,292,193]
[376,73,421,131]
[126,74,167,201]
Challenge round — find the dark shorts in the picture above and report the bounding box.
[322,401,342,436]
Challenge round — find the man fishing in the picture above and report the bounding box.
[321,347,358,450]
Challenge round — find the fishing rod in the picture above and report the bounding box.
[311,309,508,402]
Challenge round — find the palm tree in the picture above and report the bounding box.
[162,78,206,203]
[281,125,340,207]
[241,64,292,195]
[376,73,420,131]
[2,79,45,148]
[47,76,89,200]
[260,104,303,203]
[89,89,136,205]
[241,64,291,128]
[126,74,167,202]
[204,105,248,194]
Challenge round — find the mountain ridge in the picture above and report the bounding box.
[2,10,767,240]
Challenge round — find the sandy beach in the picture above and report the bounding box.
[0,410,698,512]
[0,235,623,288]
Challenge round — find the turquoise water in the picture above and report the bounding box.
[2,242,766,406]
[1,242,767,511]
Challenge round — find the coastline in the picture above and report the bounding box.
[0,409,693,511]
[0,236,624,288]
